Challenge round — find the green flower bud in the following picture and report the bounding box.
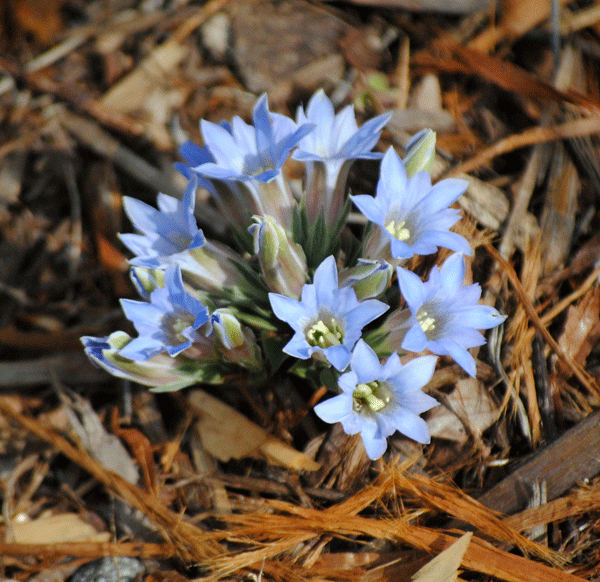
[403,129,436,178]
[249,215,307,299]
[339,259,393,300]
[211,308,263,372]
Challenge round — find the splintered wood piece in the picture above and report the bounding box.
[478,407,600,515]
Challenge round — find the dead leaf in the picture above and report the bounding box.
[556,287,600,376]
[58,389,139,485]
[412,532,472,582]
[428,378,499,443]
[188,389,320,472]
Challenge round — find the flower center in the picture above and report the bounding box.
[417,309,436,334]
[161,310,195,345]
[385,219,410,242]
[353,381,390,412]
[306,317,343,348]
[244,151,276,177]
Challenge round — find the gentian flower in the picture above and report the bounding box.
[352,147,472,263]
[188,94,314,230]
[119,175,245,293]
[119,174,205,265]
[268,256,388,371]
[118,265,213,361]
[396,253,507,377]
[81,332,222,392]
[293,89,391,231]
[314,339,438,459]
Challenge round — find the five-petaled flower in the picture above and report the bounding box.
[314,339,439,459]
[352,147,472,262]
[293,89,391,230]
[118,265,211,361]
[119,175,205,269]
[396,253,507,377]
[269,256,388,371]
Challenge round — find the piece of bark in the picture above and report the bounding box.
[478,408,600,515]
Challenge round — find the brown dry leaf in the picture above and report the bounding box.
[58,389,139,485]
[111,407,158,495]
[556,287,600,376]
[427,378,499,443]
[341,0,490,13]
[412,532,472,582]
[188,389,319,472]
[11,512,110,544]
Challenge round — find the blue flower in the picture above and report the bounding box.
[352,147,472,261]
[268,256,388,371]
[119,175,205,268]
[292,89,391,229]
[396,253,507,377]
[191,94,313,183]
[185,95,313,230]
[118,265,211,361]
[294,89,390,167]
[81,331,222,392]
[313,339,439,459]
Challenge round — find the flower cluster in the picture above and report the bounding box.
[83,90,506,460]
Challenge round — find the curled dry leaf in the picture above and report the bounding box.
[188,389,320,472]
[428,378,500,443]
[412,532,472,582]
[556,287,600,377]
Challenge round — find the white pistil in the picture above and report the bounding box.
[385,219,410,242]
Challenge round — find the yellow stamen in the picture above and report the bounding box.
[385,219,410,241]
[353,381,389,412]
[417,310,436,333]
[306,319,343,348]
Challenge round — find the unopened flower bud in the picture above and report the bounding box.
[249,215,307,299]
[129,267,164,300]
[339,259,393,300]
[211,308,262,372]
[403,129,436,178]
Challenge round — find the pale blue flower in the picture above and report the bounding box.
[268,256,388,371]
[118,265,211,361]
[396,253,507,376]
[314,339,438,459]
[185,95,313,230]
[352,147,472,261]
[81,331,222,392]
[294,89,390,167]
[292,89,391,230]
[192,94,313,183]
[119,175,205,268]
